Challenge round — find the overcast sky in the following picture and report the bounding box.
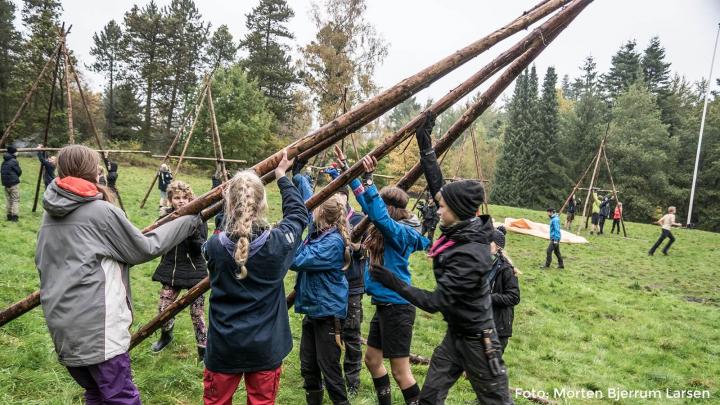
[12,0,720,109]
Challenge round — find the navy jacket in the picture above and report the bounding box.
[203,176,308,373]
[38,152,56,187]
[1,153,21,187]
[158,171,173,192]
[489,254,520,337]
[347,209,367,295]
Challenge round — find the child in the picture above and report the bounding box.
[290,191,351,405]
[545,207,564,269]
[418,195,439,243]
[150,181,209,359]
[598,195,613,235]
[369,177,513,404]
[37,144,57,187]
[648,206,682,256]
[488,226,520,353]
[158,164,173,208]
[565,193,577,229]
[97,164,108,186]
[36,145,201,404]
[2,145,21,222]
[590,189,600,235]
[611,202,623,234]
[202,150,308,404]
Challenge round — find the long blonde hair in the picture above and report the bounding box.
[56,145,116,204]
[312,194,352,270]
[223,171,268,279]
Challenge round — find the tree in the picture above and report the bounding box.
[207,25,237,70]
[601,40,642,100]
[122,1,164,142]
[0,0,21,130]
[386,96,422,133]
[89,20,123,139]
[300,0,387,124]
[106,82,143,142]
[641,36,671,97]
[241,0,296,122]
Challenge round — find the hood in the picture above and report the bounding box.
[3,152,16,161]
[399,215,422,232]
[442,215,493,244]
[43,180,104,218]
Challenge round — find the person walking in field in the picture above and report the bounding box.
[544,208,564,269]
[158,164,173,209]
[648,206,682,256]
[2,145,21,222]
[36,145,202,404]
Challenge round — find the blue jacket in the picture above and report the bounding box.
[291,173,349,318]
[549,213,561,241]
[353,180,430,304]
[203,176,308,373]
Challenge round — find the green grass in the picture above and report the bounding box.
[1,156,719,404]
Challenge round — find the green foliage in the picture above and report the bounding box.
[0,0,21,130]
[206,24,237,70]
[601,40,642,100]
[105,83,143,142]
[89,20,123,139]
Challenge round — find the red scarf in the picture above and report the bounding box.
[427,236,456,258]
[56,176,99,197]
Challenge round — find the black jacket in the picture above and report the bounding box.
[158,171,173,191]
[1,153,21,187]
[599,198,612,217]
[391,215,496,335]
[347,209,367,295]
[489,255,520,338]
[38,152,56,187]
[152,210,209,289]
[105,159,118,189]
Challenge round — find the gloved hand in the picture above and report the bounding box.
[291,158,307,177]
[323,166,341,180]
[415,111,436,152]
[370,264,407,292]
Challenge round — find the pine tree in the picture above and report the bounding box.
[0,0,21,130]
[106,82,143,142]
[241,0,296,122]
[386,96,422,133]
[207,25,237,70]
[601,40,642,100]
[89,20,123,139]
[641,36,671,96]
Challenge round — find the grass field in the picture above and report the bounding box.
[1,156,719,404]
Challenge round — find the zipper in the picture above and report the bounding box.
[171,246,178,286]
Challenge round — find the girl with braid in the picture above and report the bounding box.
[201,150,309,405]
[290,191,352,405]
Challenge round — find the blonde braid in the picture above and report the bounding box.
[223,171,266,279]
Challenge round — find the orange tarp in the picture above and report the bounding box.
[503,217,588,244]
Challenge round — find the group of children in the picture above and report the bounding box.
[32,112,523,405]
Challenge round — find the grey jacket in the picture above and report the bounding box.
[36,180,200,367]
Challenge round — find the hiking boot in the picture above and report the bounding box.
[305,389,324,405]
[348,385,360,398]
[151,329,173,352]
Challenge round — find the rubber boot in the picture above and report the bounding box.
[305,389,324,405]
[151,328,173,352]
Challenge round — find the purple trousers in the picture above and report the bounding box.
[66,352,141,405]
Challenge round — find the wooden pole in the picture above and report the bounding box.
[602,146,627,237]
[206,85,228,182]
[469,126,490,213]
[5,148,150,153]
[154,155,246,164]
[174,85,209,177]
[32,36,64,213]
[558,154,594,214]
[0,41,64,147]
[578,129,607,232]
[61,44,74,144]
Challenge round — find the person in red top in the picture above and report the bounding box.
[610,202,623,234]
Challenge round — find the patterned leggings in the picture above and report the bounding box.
[158,284,207,348]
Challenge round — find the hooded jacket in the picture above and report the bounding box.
[1,152,21,187]
[549,213,561,241]
[36,177,200,367]
[158,171,173,192]
[38,152,56,187]
[353,180,430,305]
[385,216,496,335]
[152,209,209,289]
[203,176,308,373]
[489,254,520,338]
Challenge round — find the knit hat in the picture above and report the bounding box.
[7,145,17,154]
[440,180,484,220]
[491,225,506,249]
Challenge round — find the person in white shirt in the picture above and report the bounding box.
[648,206,682,256]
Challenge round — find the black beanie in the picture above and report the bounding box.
[492,225,506,249]
[7,145,17,154]
[440,180,485,220]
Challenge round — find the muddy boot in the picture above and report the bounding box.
[151,328,173,352]
[305,389,324,405]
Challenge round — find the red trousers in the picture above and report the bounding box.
[203,367,281,405]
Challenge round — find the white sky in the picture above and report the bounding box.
[12,0,720,109]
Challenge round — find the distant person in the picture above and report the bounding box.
[37,144,57,187]
[590,189,601,235]
[648,206,682,256]
[611,202,623,235]
[2,145,21,222]
[158,164,173,209]
[97,165,107,186]
[598,195,613,234]
[565,193,577,229]
[417,195,439,242]
[544,208,564,269]
[489,226,520,353]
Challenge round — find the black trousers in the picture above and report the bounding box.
[300,316,347,403]
[499,337,509,354]
[342,294,363,390]
[599,215,607,233]
[420,331,513,405]
[649,229,675,255]
[545,240,564,267]
[611,219,621,234]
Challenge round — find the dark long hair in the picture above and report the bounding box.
[364,187,412,266]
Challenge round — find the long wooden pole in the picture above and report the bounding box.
[174,85,209,177]
[61,44,75,144]
[206,86,228,182]
[0,41,64,147]
[152,155,246,164]
[469,126,490,212]
[578,128,607,232]
[32,37,64,213]
[558,154,595,214]
[602,146,627,237]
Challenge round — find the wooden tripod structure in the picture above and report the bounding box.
[559,126,626,237]
[139,74,240,208]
